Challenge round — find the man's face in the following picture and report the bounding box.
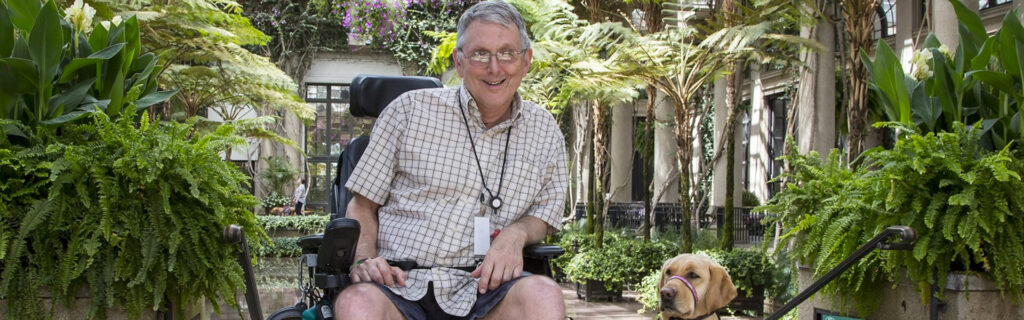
[453,20,532,112]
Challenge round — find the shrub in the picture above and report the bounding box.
[257,215,330,234]
[560,229,678,292]
[252,237,302,258]
[259,192,292,211]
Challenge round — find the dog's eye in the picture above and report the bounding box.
[665,269,672,276]
[686,271,699,279]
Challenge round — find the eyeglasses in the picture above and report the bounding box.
[459,48,527,65]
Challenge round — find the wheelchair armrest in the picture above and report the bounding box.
[523,243,564,260]
[298,234,323,254]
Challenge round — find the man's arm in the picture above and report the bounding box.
[346,193,406,287]
[471,215,550,293]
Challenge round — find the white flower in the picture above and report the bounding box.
[938,44,951,57]
[100,15,122,30]
[909,49,934,81]
[64,0,96,33]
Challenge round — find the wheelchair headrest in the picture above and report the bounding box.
[349,75,444,118]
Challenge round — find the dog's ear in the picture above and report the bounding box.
[701,260,738,313]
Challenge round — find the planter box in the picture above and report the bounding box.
[0,287,203,320]
[797,265,1024,320]
[725,286,765,316]
[576,279,623,302]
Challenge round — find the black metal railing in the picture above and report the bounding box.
[224,225,263,320]
[764,226,916,320]
[575,202,765,244]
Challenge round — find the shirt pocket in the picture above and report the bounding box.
[495,160,543,226]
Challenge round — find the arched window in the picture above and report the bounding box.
[873,0,897,39]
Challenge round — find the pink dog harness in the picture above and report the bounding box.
[669,275,699,308]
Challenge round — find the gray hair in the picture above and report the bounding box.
[455,1,531,51]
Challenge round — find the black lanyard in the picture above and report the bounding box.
[457,92,512,212]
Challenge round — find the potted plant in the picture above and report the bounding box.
[699,249,775,316]
[758,3,1024,318]
[560,229,676,301]
[0,1,262,318]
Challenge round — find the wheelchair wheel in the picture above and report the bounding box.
[265,306,304,320]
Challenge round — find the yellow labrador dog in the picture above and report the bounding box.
[658,254,738,320]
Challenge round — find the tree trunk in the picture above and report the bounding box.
[721,63,743,250]
[674,99,695,253]
[842,0,877,164]
[642,85,656,242]
[592,99,609,249]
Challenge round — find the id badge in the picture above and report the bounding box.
[474,216,490,257]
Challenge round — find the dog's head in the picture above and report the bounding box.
[657,254,737,320]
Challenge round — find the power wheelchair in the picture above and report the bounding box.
[229,75,565,320]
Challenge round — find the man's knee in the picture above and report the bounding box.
[333,283,394,317]
[511,276,564,309]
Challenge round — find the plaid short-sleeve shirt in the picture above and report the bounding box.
[345,86,568,317]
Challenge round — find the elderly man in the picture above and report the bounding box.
[332,1,568,319]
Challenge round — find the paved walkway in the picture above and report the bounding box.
[562,283,759,320]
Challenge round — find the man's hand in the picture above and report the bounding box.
[349,257,407,287]
[471,228,525,294]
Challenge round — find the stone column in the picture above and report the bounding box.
[933,0,979,50]
[711,79,727,207]
[796,8,836,159]
[653,91,680,204]
[747,63,770,204]
[897,0,922,68]
[574,104,592,207]
[609,102,634,202]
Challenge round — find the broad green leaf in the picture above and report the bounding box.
[968,71,1018,99]
[88,23,109,53]
[81,98,110,111]
[0,2,14,57]
[28,0,62,89]
[971,37,996,71]
[0,57,38,89]
[106,65,125,117]
[40,109,92,125]
[910,83,939,132]
[5,0,41,33]
[1001,9,1024,46]
[2,122,27,139]
[58,43,125,83]
[922,34,942,49]
[134,90,177,109]
[872,41,911,125]
[106,21,125,48]
[950,0,986,40]
[957,24,980,68]
[48,78,96,115]
[124,16,140,59]
[996,26,1021,78]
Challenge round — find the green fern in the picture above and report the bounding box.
[0,112,264,319]
[761,124,1024,316]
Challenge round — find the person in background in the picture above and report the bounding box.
[292,177,307,216]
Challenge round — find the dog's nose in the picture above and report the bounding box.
[660,287,676,299]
